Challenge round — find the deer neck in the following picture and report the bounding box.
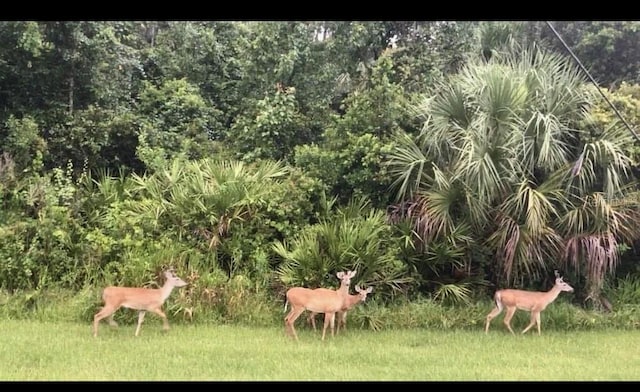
[337,281,351,298]
[545,284,563,302]
[159,282,175,302]
[344,293,361,308]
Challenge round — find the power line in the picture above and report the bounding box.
[545,21,640,144]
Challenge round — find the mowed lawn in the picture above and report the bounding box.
[0,319,637,381]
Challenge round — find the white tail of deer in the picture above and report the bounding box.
[307,285,373,333]
[485,271,574,335]
[93,270,188,337]
[283,270,356,341]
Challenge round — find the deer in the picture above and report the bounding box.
[283,270,357,341]
[93,269,188,337]
[485,270,574,335]
[307,285,373,333]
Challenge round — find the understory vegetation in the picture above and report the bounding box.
[1,21,640,329]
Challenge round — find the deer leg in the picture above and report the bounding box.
[284,311,292,337]
[285,307,305,340]
[484,305,503,334]
[283,313,290,336]
[335,311,344,334]
[134,311,146,337]
[307,311,317,331]
[338,311,347,334]
[521,311,539,335]
[330,312,336,338]
[147,307,170,331]
[93,305,118,337]
[107,314,118,327]
[502,307,517,335]
[521,311,542,335]
[322,312,336,341]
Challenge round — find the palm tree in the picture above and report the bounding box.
[274,196,416,300]
[387,39,640,305]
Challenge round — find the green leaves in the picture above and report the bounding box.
[275,197,414,298]
[388,38,640,294]
[228,87,307,162]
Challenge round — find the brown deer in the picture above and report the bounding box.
[307,285,373,333]
[283,270,356,340]
[485,271,574,335]
[93,270,188,337]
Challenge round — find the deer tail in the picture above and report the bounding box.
[493,291,503,311]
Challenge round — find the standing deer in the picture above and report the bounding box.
[93,269,188,337]
[284,270,356,341]
[307,285,373,333]
[485,271,574,335]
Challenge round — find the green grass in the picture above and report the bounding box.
[0,319,638,381]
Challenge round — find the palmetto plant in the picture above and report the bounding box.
[387,40,640,302]
[123,158,289,252]
[274,197,415,300]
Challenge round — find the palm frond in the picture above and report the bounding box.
[433,282,473,305]
[386,130,433,202]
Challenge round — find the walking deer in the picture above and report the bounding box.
[485,271,574,335]
[283,270,356,341]
[307,285,373,333]
[93,269,188,337]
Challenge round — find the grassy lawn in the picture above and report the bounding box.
[0,319,637,381]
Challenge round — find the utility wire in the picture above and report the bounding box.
[546,21,640,143]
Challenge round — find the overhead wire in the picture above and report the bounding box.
[545,21,640,144]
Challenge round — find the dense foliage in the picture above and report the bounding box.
[1,21,640,324]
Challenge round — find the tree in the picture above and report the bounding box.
[134,78,223,166]
[387,41,640,303]
[532,21,640,88]
[293,51,409,210]
[228,84,308,163]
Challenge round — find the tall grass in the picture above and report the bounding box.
[0,319,638,381]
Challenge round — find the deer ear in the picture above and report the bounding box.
[355,284,362,292]
[348,270,357,278]
[366,286,373,293]
[337,271,344,279]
